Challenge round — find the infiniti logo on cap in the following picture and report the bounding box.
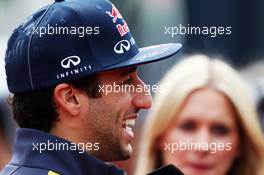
[61,56,81,69]
[114,40,131,54]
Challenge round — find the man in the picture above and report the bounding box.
[1,0,182,174]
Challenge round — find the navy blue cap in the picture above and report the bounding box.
[5,0,182,93]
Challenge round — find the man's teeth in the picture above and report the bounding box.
[123,118,136,127]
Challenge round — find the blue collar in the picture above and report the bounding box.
[10,128,126,175]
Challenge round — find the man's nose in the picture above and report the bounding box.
[132,78,152,109]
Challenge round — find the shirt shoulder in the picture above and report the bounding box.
[0,164,60,175]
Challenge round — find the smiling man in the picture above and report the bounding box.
[1,0,181,175]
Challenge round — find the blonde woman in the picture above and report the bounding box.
[135,55,264,175]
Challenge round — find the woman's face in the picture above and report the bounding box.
[159,88,241,175]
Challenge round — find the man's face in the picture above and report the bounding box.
[80,67,152,161]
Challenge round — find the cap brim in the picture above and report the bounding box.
[102,43,182,71]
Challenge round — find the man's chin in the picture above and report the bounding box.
[119,143,133,160]
[100,144,132,162]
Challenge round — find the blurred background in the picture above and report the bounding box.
[0,0,263,173]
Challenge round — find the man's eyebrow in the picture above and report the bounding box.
[120,67,137,77]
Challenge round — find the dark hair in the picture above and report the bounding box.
[10,74,100,132]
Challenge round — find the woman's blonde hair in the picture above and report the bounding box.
[135,55,264,175]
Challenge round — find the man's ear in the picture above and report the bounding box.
[54,83,83,116]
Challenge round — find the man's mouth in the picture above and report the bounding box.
[122,117,136,129]
[121,114,138,141]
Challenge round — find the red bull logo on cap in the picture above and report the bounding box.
[105,4,123,23]
[116,22,129,37]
